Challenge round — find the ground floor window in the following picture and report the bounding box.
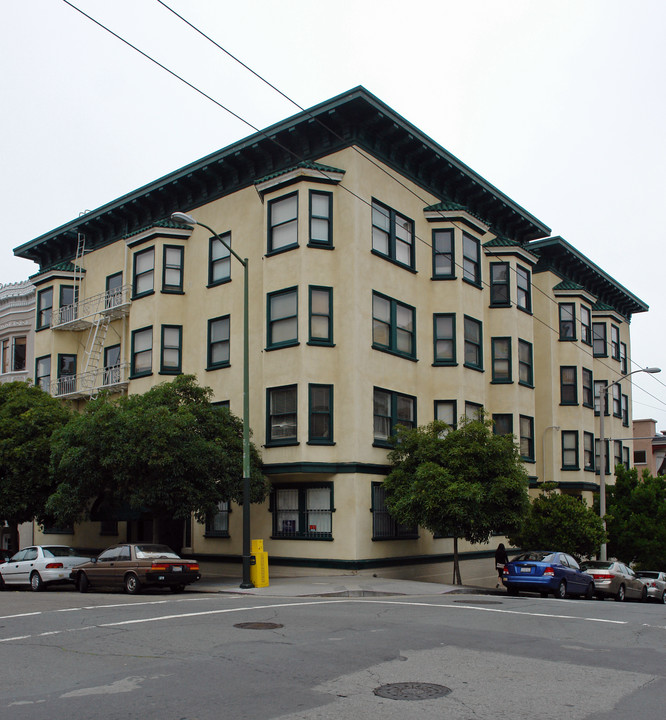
[371,482,418,539]
[205,501,230,537]
[272,484,333,539]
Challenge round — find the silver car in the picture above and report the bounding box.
[0,545,92,591]
[635,571,666,603]
[580,560,647,602]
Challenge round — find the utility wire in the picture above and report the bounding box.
[61,0,666,413]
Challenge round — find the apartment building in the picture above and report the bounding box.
[14,87,648,582]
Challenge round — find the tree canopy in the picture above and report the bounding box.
[508,485,605,559]
[605,465,666,570]
[382,417,530,584]
[47,375,267,531]
[0,381,72,551]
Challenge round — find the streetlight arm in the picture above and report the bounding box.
[171,212,247,268]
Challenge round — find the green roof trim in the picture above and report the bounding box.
[592,301,616,312]
[553,280,586,291]
[530,236,647,319]
[29,260,83,280]
[255,160,345,185]
[483,236,520,248]
[122,218,191,240]
[14,86,551,271]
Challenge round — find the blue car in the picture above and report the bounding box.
[502,551,595,599]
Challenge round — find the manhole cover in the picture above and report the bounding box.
[453,599,503,605]
[373,682,451,701]
[233,622,283,630]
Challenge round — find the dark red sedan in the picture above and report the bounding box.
[71,543,200,595]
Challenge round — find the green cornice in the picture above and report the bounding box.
[483,236,520,248]
[553,280,585,291]
[255,160,345,185]
[529,236,647,319]
[14,86,550,270]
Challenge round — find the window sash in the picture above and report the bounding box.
[581,306,592,344]
[209,234,231,285]
[435,400,457,429]
[592,323,607,356]
[518,340,533,386]
[562,431,579,468]
[372,483,417,539]
[309,384,333,443]
[519,415,534,460]
[559,304,575,340]
[373,388,415,445]
[463,316,482,369]
[371,200,414,268]
[582,368,594,407]
[309,286,332,344]
[584,432,595,470]
[163,246,184,291]
[309,191,332,246]
[372,292,415,358]
[161,325,182,372]
[432,229,454,278]
[273,485,332,539]
[491,337,511,382]
[493,414,513,436]
[133,248,155,296]
[206,501,230,536]
[269,194,298,252]
[516,266,531,311]
[268,288,298,347]
[208,316,230,368]
[490,263,510,305]
[268,385,297,443]
[37,288,53,329]
[560,366,577,404]
[36,356,51,391]
[462,233,480,284]
[132,328,152,375]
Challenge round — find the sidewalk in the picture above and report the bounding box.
[193,567,495,598]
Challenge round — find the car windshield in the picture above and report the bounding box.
[514,551,554,563]
[581,561,612,570]
[135,544,180,559]
[43,546,82,558]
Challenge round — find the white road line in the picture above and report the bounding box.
[0,611,41,620]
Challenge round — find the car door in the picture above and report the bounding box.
[14,547,39,585]
[623,565,644,599]
[2,549,27,584]
[564,554,586,593]
[90,546,121,585]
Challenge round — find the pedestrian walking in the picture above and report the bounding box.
[495,543,509,588]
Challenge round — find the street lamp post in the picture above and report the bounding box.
[171,211,254,588]
[598,366,661,561]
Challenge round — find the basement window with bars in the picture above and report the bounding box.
[271,484,333,539]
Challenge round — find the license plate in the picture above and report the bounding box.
[173,566,183,572]
[520,567,531,573]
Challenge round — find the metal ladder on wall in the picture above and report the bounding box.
[80,315,110,396]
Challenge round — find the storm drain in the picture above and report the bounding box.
[373,682,451,701]
[233,622,284,630]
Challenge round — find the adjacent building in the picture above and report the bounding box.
[13,87,648,583]
[633,419,666,476]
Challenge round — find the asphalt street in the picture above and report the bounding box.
[1,587,665,719]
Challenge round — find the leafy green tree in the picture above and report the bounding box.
[382,416,530,584]
[47,375,267,539]
[0,381,72,551]
[605,465,666,569]
[509,486,605,558]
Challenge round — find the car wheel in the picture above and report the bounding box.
[30,572,44,592]
[124,573,141,595]
[615,584,626,602]
[554,580,567,599]
[77,572,89,593]
[641,586,648,602]
[584,583,594,600]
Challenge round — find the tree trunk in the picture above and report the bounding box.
[452,536,462,585]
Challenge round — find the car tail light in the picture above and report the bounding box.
[543,566,555,577]
[151,562,171,571]
[593,573,613,580]
[189,563,199,572]
[45,562,64,569]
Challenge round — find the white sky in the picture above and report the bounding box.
[2,0,665,428]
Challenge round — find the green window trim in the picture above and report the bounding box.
[489,262,510,307]
[610,325,621,360]
[516,265,532,313]
[160,324,182,375]
[371,482,418,540]
[56,353,77,395]
[580,305,592,345]
[518,339,533,387]
[35,355,51,392]
[36,287,53,331]
[561,430,579,470]
[594,380,609,416]
[132,246,155,299]
[583,431,595,471]
[519,415,535,462]
[492,413,513,436]
[308,383,334,445]
[371,198,415,271]
[372,291,416,360]
[130,325,153,379]
[162,245,184,293]
[592,322,607,357]
[308,285,333,346]
[620,342,628,374]
[205,500,230,538]
[463,315,483,371]
[59,284,77,323]
[558,303,576,341]
[433,313,456,366]
[207,315,230,370]
[431,228,455,279]
[266,384,298,447]
[560,365,578,405]
[373,387,416,448]
[491,337,512,383]
[434,399,457,429]
[267,286,299,350]
[270,483,334,540]
[582,368,594,408]
[462,232,481,287]
[208,231,232,287]
[267,192,299,255]
[308,190,333,248]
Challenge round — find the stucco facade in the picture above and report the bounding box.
[14,88,648,583]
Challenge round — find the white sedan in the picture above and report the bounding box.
[0,545,93,591]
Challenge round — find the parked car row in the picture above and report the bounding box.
[502,550,666,603]
[0,544,201,595]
